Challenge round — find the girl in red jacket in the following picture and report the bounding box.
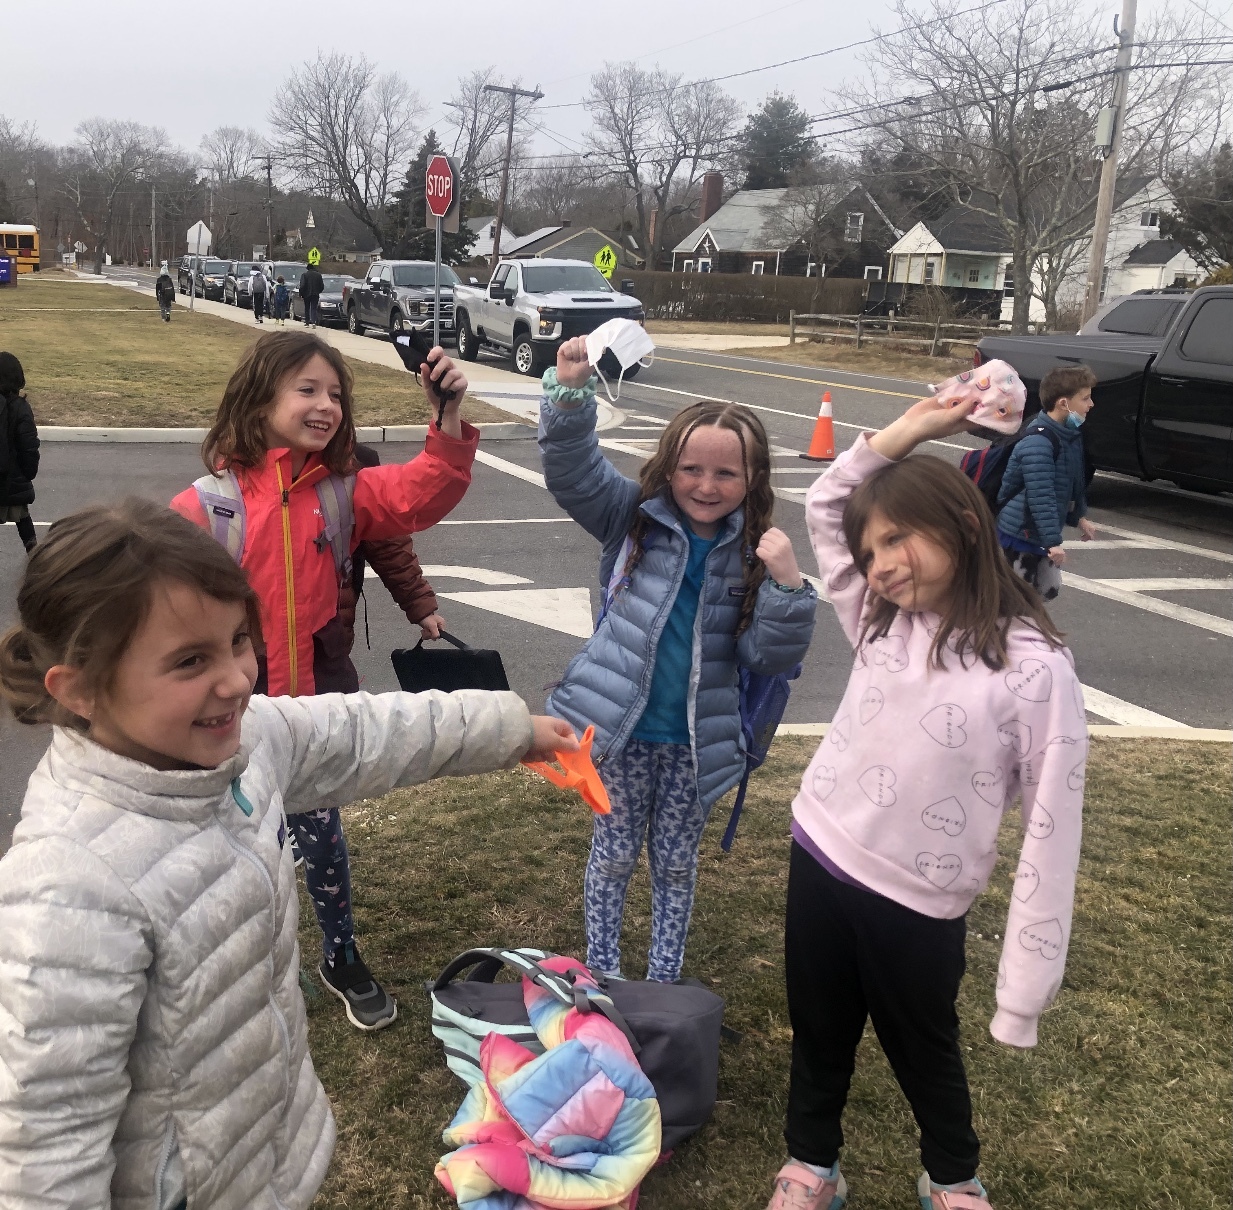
[172,330,476,1031]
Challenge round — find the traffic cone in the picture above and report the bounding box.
[800,392,836,461]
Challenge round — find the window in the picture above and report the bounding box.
[1140,209,1160,228]
[682,259,694,272]
[1098,265,1110,302]
[806,260,825,278]
[751,260,765,275]
[844,212,865,243]
[1097,297,1184,336]
[521,263,611,292]
[863,265,883,281]
[967,267,980,284]
[2,235,15,249]
[392,264,461,287]
[924,260,936,283]
[366,265,382,284]
[489,264,510,294]
[1179,298,1233,365]
[697,257,712,273]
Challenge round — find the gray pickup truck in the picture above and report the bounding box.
[342,260,458,339]
[452,258,645,376]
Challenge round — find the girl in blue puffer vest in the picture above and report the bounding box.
[539,337,818,984]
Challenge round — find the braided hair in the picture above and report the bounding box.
[622,400,773,634]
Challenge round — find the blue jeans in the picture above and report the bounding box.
[584,738,710,983]
[305,297,319,325]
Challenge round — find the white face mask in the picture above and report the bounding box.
[585,318,655,402]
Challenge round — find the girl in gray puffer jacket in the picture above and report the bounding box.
[540,337,817,985]
[0,498,575,1210]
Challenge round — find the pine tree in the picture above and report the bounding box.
[1161,143,1233,272]
[739,94,815,189]
[387,131,477,262]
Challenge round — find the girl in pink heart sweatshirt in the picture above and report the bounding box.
[766,397,1086,1210]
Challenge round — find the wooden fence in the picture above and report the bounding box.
[619,272,867,324]
[788,311,1037,357]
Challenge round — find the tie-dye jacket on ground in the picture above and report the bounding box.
[435,957,662,1209]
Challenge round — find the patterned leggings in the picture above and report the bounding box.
[585,738,710,983]
[289,809,354,965]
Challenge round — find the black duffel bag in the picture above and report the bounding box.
[428,947,725,1150]
[391,630,510,693]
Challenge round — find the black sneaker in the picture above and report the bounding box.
[318,944,397,1031]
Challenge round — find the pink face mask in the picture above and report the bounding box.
[930,360,1027,434]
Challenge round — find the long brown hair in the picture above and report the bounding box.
[842,455,1064,670]
[0,498,263,729]
[624,400,773,634]
[201,330,357,474]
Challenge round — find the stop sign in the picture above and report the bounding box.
[425,155,454,219]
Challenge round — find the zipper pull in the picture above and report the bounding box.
[281,488,289,505]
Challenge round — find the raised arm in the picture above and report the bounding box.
[0,838,151,1207]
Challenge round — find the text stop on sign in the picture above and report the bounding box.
[425,155,454,219]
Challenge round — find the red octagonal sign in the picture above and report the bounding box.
[425,155,454,219]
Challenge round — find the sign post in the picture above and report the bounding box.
[185,221,212,314]
[425,154,458,350]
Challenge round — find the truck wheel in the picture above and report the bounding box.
[347,306,364,335]
[598,350,641,382]
[457,314,479,361]
[389,310,405,337]
[512,332,538,376]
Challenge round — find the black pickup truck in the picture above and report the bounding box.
[975,285,1232,493]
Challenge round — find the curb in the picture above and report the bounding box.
[39,422,535,443]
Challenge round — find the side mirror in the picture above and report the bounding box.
[489,284,503,299]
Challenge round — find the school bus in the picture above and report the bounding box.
[0,225,40,272]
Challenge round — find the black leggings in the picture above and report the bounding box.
[783,841,979,1184]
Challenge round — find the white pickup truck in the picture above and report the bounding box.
[452,257,645,376]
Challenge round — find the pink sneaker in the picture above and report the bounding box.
[917,1172,991,1208]
[766,1161,848,1210]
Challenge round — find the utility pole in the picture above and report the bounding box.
[1079,0,1137,326]
[264,154,274,259]
[484,82,543,270]
[150,185,156,267]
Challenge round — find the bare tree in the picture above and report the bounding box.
[444,68,530,200]
[269,53,422,247]
[847,0,1230,330]
[586,63,741,269]
[200,126,263,184]
[60,118,168,273]
[762,161,855,277]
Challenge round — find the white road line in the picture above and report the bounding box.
[1066,539,1174,550]
[628,414,668,424]
[1093,522,1233,564]
[473,448,545,488]
[772,467,825,474]
[1078,685,1186,727]
[384,565,531,586]
[1062,572,1233,636]
[437,517,571,525]
[1093,577,1232,591]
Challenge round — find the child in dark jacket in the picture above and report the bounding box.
[0,352,40,552]
[996,365,1097,600]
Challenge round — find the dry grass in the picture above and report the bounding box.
[646,319,792,336]
[722,338,972,385]
[302,737,1231,1209]
[0,277,509,428]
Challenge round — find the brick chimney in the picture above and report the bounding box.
[700,172,724,223]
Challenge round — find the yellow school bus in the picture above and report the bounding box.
[0,225,40,272]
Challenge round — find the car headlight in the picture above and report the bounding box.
[405,300,421,315]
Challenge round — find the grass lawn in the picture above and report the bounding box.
[0,275,509,428]
[721,338,971,386]
[303,737,1230,1209]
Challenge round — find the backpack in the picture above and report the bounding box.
[428,947,725,1151]
[960,419,1061,513]
[599,533,800,850]
[0,395,11,482]
[192,468,356,586]
[251,272,267,296]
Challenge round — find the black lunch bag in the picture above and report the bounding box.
[428,947,725,1150]
[391,630,510,693]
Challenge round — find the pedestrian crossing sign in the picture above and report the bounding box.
[593,244,618,278]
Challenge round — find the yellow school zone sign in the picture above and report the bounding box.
[593,244,618,278]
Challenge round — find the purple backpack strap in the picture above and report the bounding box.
[312,473,357,582]
[192,471,246,564]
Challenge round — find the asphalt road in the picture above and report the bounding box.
[2,327,1229,852]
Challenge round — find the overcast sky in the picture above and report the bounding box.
[9,0,1193,159]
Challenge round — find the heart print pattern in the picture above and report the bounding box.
[1005,659,1053,702]
[1019,917,1063,959]
[1013,860,1040,901]
[812,765,837,800]
[916,851,963,889]
[858,765,897,807]
[859,687,885,725]
[971,768,1006,807]
[871,634,909,673]
[829,714,851,751]
[920,703,968,748]
[921,797,966,837]
[997,721,1032,756]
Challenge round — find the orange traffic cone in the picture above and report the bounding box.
[800,392,836,461]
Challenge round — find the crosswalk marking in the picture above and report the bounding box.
[1062,573,1233,636]
[1093,577,1232,592]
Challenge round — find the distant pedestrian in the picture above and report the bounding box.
[249,264,268,323]
[996,365,1097,601]
[273,275,290,327]
[0,352,40,554]
[155,262,175,322]
[299,264,324,328]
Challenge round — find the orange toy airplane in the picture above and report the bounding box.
[522,725,611,815]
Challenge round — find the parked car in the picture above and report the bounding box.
[177,255,229,298]
[263,260,307,289]
[223,261,259,306]
[291,273,357,326]
[452,258,644,376]
[975,284,1233,493]
[1076,288,1190,337]
[341,260,459,339]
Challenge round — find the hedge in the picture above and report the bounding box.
[617,271,868,323]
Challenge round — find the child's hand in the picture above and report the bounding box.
[418,613,446,639]
[526,716,580,763]
[423,348,467,436]
[869,395,980,461]
[1047,545,1066,566]
[556,336,593,390]
[1078,517,1097,541]
[757,527,803,588]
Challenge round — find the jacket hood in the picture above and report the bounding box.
[45,726,250,823]
[1036,410,1083,444]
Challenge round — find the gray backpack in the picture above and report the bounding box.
[428,947,725,1151]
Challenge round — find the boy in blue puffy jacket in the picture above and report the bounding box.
[996,365,1098,599]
